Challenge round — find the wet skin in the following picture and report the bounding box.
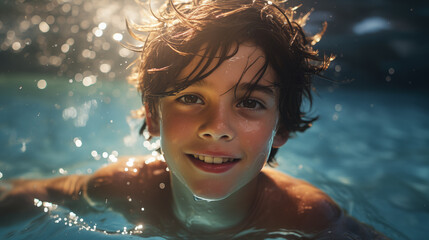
[83,156,386,239]
[86,157,340,236]
[0,156,386,238]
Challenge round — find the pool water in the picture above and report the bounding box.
[0,73,428,239]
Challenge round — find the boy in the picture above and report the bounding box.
[0,0,387,239]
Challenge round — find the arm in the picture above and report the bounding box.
[0,156,163,224]
[0,174,90,224]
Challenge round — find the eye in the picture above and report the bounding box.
[176,94,204,105]
[237,99,265,109]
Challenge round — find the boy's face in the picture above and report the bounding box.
[147,43,287,200]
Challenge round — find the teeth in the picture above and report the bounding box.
[192,154,235,164]
[204,156,214,163]
[213,157,222,164]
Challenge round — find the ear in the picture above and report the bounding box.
[272,131,288,148]
[144,104,160,137]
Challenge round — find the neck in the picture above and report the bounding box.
[170,173,260,233]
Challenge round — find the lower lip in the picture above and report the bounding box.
[187,155,239,173]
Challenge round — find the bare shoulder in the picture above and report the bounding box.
[259,168,389,238]
[86,156,169,202]
[259,167,341,231]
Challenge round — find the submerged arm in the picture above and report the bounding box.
[0,156,154,224]
[0,174,91,222]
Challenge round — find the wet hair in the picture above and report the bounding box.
[128,0,333,166]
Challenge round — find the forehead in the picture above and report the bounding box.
[178,43,277,88]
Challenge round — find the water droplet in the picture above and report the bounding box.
[93,27,103,37]
[62,3,71,13]
[73,137,82,147]
[61,44,70,53]
[386,76,392,82]
[334,104,342,112]
[46,15,55,25]
[19,20,31,32]
[39,21,50,33]
[91,150,98,157]
[108,154,117,162]
[335,65,341,72]
[119,48,133,58]
[126,158,135,167]
[62,106,77,119]
[82,75,96,86]
[98,22,107,30]
[66,38,75,46]
[59,168,68,174]
[12,42,22,51]
[37,79,47,89]
[99,63,111,73]
[31,15,41,25]
[113,33,123,41]
[20,141,27,152]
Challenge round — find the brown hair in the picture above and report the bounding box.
[128,0,333,165]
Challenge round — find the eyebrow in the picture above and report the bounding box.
[238,82,275,95]
[192,79,275,95]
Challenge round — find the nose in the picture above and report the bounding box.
[197,104,235,141]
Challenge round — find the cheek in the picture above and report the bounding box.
[239,119,277,153]
[160,110,195,145]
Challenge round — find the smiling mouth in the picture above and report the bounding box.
[190,154,239,164]
[187,154,240,173]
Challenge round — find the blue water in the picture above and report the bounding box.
[0,74,428,239]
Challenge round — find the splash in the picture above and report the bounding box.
[33,198,145,235]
